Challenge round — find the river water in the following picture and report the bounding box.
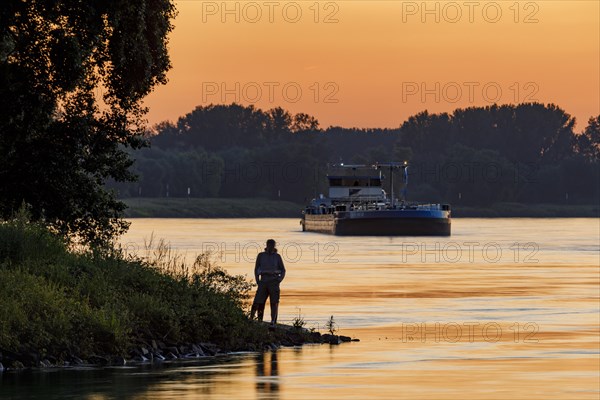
[1,218,599,399]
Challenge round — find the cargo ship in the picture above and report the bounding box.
[301,162,451,236]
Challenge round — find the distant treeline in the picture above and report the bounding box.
[109,103,600,206]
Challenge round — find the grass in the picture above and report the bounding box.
[0,217,280,366]
[122,197,304,218]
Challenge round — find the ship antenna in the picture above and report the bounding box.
[314,161,318,200]
[390,164,394,209]
[402,163,408,201]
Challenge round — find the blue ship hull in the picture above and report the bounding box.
[302,209,451,236]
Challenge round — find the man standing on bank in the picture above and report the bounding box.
[250,239,286,327]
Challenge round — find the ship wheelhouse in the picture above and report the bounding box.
[327,175,386,202]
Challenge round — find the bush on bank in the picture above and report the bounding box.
[0,217,271,366]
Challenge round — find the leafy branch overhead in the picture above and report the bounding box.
[0,0,176,246]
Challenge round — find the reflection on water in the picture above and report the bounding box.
[1,218,598,399]
[0,355,259,400]
[256,351,279,398]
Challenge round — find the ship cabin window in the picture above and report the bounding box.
[328,177,382,187]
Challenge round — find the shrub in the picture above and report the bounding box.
[0,218,264,364]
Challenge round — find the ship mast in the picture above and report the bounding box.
[373,161,408,208]
[390,164,394,208]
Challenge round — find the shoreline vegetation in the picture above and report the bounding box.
[123,197,305,218]
[109,104,599,213]
[0,216,354,372]
[122,197,599,218]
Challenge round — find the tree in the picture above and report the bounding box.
[0,0,176,246]
[496,103,575,164]
[399,110,453,157]
[291,112,319,133]
[576,115,600,161]
[267,107,293,137]
[441,144,520,206]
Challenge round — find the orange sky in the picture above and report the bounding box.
[143,0,600,130]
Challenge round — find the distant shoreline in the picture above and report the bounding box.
[122,198,599,218]
[122,197,305,218]
[452,202,599,218]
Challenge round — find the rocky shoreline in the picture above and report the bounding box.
[0,323,359,372]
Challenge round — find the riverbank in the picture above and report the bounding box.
[0,219,353,371]
[0,323,353,371]
[122,198,304,218]
[451,202,599,217]
[122,198,599,218]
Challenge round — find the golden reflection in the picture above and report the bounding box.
[255,351,280,398]
[116,218,600,399]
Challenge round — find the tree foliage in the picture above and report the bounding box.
[114,103,599,207]
[576,115,600,161]
[0,0,176,246]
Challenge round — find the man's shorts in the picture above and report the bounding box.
[253,277,281,304]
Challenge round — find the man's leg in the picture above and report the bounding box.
[256,303,265,321]
[270,301,279,325]
[268,280,281,325]
[252,281,268,321]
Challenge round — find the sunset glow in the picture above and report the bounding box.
[144,0,600,129]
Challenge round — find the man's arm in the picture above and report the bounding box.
[254,254,260,284]
[278,254,286,282]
